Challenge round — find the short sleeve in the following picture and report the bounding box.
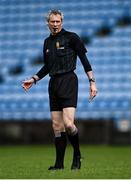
[70,33,87,56]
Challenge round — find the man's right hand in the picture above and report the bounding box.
[22,78,34,91]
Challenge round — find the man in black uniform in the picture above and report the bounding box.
[22,10,97,170]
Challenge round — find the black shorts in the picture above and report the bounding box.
[48,71,78,111]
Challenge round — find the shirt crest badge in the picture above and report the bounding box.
[56,42,60,49]
[56,42,65,49]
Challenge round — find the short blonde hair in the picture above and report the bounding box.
[46,9,64,22]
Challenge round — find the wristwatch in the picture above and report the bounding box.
[89,78,95,82]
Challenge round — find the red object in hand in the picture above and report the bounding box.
[22,80,33,91]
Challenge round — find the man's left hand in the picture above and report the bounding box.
[89,83,98,102]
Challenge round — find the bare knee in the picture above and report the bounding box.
[51,111,65,134]
[65,122,72,131]
[52,119,65,134]
[65,122,77,135]
[63,107,77,135]
[52,121,61,131]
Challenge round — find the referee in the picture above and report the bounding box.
[22,9,97,170]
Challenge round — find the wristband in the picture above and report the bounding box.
[32,77,37,84]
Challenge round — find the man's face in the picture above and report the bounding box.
[48,14,63,35]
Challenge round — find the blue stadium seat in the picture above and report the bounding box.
[0,0,131,120]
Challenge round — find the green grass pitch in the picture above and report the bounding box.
[0,145,131,179]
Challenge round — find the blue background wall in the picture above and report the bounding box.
[0,0,131,124]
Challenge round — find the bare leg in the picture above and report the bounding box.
[51,111,65,135]
[63,107,77,134]
[63,107,81,170]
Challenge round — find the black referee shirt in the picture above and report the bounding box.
[36,29,92,79]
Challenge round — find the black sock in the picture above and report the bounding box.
[67,132,81,157]
[54,132,67,167]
